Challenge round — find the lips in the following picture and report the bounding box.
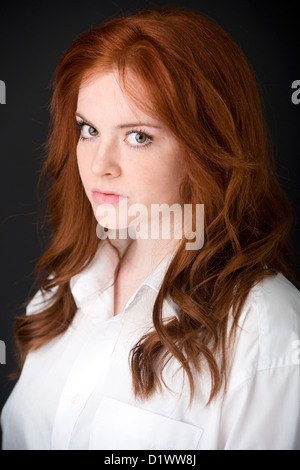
[91,189,127,205]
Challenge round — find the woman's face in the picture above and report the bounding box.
[76,71,186,234]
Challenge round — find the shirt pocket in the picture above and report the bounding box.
[88,396,203,450]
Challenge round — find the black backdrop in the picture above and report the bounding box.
[0,0,299,447]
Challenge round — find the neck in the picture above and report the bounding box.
[108,223,182,273]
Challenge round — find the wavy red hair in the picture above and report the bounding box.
[14,7,295,404]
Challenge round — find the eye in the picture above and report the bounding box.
[88,126,98,136]
[125,131,152,148]
[81,124,99,138]
[76,120,99,140]
[134,133,147,144]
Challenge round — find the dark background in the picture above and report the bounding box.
[0,0,299,446]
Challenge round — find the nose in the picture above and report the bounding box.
[91,139,121,177]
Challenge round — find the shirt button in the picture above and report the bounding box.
[71,394,81,405]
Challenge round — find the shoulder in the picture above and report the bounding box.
[245,273,300,350]
[219,274,300,449]
[250,272,300,313]
[229,273,300,386]
[250,273,300,367]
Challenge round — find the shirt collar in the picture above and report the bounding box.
[70,238,177,310]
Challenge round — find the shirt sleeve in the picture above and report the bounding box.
[219,364,300,450]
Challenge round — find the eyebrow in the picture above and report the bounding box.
[117,122,162,129]
[75,112,162,130]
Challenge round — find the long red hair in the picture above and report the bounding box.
[14,7,295,403]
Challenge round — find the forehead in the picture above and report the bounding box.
[77,71,153,123]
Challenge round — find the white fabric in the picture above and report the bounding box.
[1,239,300,450]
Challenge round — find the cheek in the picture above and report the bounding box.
[151,156,185,189]
[76,145,89,185]
[160,164,185,203]
[137,164,184,205]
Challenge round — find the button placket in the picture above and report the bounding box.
[50,319,122,449]
[71,394,81,406]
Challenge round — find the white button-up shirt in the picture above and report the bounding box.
[1,239,300,450]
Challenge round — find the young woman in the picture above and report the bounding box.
[1,7,300,450]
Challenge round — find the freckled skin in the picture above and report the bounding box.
[76,71,186,231]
